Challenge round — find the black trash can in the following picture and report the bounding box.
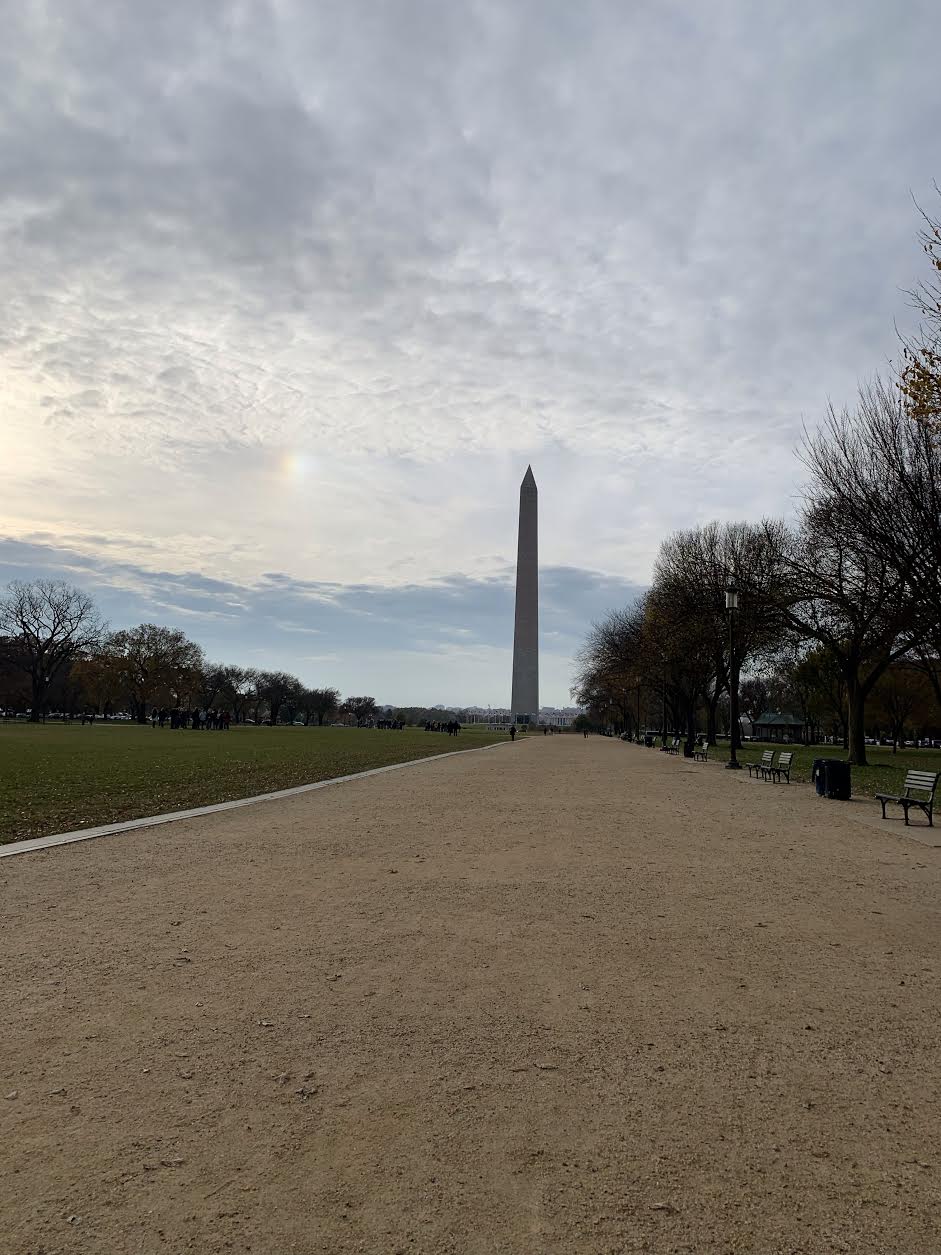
[811,758,828,796]
[823,758,852,800]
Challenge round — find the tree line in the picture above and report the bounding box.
[574,192,941,767]
[0,593,361,727]
[0,589,496,731]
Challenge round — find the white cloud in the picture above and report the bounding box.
[0,0,937,697]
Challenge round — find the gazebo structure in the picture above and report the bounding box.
[752,710,805,743]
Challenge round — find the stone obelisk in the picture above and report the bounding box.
[511,465,538,722]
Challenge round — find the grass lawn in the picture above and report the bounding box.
[730,741,941,799]
[0,723,510,845]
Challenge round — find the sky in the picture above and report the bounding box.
[1,1,938,706]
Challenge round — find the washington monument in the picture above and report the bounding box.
[510,465,538,721]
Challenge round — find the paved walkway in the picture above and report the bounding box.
[2,737,940,1254]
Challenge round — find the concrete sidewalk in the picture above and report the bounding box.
[2,736,939,1254]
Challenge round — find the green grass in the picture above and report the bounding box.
[0,723,510,844]
[730,742,941,798]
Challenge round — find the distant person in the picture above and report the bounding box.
[583,727,589,739]
[543,725,548,736]
[509,724,516,742]
[151,707,158,728]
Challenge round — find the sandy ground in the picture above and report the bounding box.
[2,737,941,1255]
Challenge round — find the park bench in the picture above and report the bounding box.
[765,751,793,783]
[875,770,939,827]
[748,751,774,779]
[693,741,708,761]
[667,736,681,755]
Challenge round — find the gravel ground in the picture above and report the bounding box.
[2,736,940,1255]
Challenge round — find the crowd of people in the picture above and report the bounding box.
[151,707,231,730]
[424,720,462,736]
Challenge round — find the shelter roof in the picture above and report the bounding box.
[755,710,803,726]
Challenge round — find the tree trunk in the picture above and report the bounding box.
[29,672,47,721]
[684,702,696,757]
[846,680,868,766]
[706,694,719,746]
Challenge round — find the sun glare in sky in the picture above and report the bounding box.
[280,452,315,480]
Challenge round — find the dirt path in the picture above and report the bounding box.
[2,737,940,1254]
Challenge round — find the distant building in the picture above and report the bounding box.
[753,710,804,742]
[536,706,579,728]
[461,705,580,729]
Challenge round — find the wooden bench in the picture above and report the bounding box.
[667,736,681,756]
[875,770,939,827]
[748,751,773,779]
[765,751,793,783]
[693,743,708,762]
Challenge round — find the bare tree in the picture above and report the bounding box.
[899,186,941,433]
[872,663,933,752]
[304,686,341,726]
[776,518,919,764]
[739,676,770,726]
[649,520,790,748]
[197,662,229,711]
[571,603,650,736]
[794,378,940,763]
[800,376,941,621]
[219,665,257,724]
[108,624,205,721]
[341,696,378,726]
[71,651,124,717]
[256,670,303,726]
[644,585,717,754]
[785,644,848,747]
[0,580,104,720]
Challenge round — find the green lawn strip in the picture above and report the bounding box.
[728,742,941,798]
[0,724,508,844]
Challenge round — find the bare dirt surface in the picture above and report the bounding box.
[2,737,940,1255]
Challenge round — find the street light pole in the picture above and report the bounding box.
[726,583,741,770]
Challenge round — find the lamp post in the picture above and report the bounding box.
[725,584,741,769]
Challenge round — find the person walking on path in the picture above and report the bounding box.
[509,725,516,742]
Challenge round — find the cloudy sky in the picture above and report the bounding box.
[1,1,937,706]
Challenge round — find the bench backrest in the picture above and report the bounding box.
[776,752,793,769]
[760,751,773,766]
[903,770,939,799]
